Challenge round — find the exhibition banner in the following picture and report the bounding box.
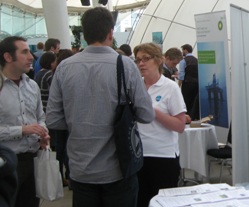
[152,31,163,50]
[195,11,229,128]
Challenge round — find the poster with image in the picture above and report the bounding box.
[195,11,229,128]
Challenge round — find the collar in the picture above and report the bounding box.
[3,73,30,83]
[83,45,117,54]
[152,74,166,87]
[185,53,194,57]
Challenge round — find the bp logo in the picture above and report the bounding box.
[218,20,223,31]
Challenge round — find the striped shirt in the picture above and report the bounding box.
[35,69,53,113]
[0,74,46,153]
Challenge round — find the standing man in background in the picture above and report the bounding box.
[0,36,50,207]
[34,38,60,77]
[46,7,154,207]
[162,48,182,81]
[33,42,44,59]
[178,44,199,116]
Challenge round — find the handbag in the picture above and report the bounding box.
[114,54,143,179]
[34,147,64,201]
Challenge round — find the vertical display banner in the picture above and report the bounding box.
[195,11,229,128]
[152,32,163,51]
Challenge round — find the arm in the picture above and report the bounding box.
[154,109,185,133]
[178,59,186,87]
[154,80,186,132]
[33,83,50,147]
[46,67,68,130]
[0,83,48,142]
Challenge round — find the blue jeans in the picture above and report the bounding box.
[71,174,138,207]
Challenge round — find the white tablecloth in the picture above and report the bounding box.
[178,124,218,177]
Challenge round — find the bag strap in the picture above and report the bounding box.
[116,55,130,105]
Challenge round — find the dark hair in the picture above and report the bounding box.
[81,7,115,45]
[56,49,74,66]
[119,44,132,56]
[37,42,44,50]
[181,44,193,53]
[0,36,27,67]
[164,48,183,61]
[39,52,57,69]
[44,38,60,51]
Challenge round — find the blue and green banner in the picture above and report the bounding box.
[195,11,229,128]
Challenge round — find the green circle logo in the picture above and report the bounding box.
[218,21,223,30]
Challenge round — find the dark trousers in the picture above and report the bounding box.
[182,82,198,114]
[15,152,39,207]
[55,130,70,180]
[137,157,180,207]
[71,174,138,207]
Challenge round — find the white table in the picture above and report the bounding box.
[149,183,249,207]
[178,124,218,178]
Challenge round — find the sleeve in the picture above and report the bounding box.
[0,126,23,141]
[178,59,186,81]
[34,82,47,130]
[168,82,187,116]
[46,67,68,130]
[123,57,155,123]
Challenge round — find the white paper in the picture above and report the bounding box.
[191,199,248,207]
[158,183,220,197]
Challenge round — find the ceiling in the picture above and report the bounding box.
[0,0,150,14]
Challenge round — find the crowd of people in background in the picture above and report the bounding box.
[0,6,199,207]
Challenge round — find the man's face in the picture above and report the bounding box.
[51,44,60,54]
[10,41,33,75]
[165,56,180,69]
[182,49,187,56]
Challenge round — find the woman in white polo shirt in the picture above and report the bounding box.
[133,43,187,207]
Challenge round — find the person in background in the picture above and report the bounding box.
[34,52,57,151]
[33,42,44,59]
[116,48,126,55]
[53,49,74,188]
[34,38,60,77]
[34,52,57,112]
[0,144,17,207]
[30,42,44,79]
[178,44,199,115]
[119,44,135,60]
[133,43,186,207]
[162,48,183,81]
[0,72,18,207]
[0,36,50,207]
[46,7,154,207]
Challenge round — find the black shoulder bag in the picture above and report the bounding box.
[114,55,143,179]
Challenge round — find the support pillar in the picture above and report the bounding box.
[41,0,71,49]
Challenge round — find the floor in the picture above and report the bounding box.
[40,162,232,207]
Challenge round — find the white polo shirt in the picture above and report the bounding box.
[138,75,186,158]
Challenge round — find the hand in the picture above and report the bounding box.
[39,133,50,149]
[185,114,192,124]
[22,124,48,137]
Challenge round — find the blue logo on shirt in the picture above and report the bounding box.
[156,96,161,102]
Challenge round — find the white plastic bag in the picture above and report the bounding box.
[34,147,64,201]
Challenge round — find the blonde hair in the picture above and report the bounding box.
[133,42,164,74]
